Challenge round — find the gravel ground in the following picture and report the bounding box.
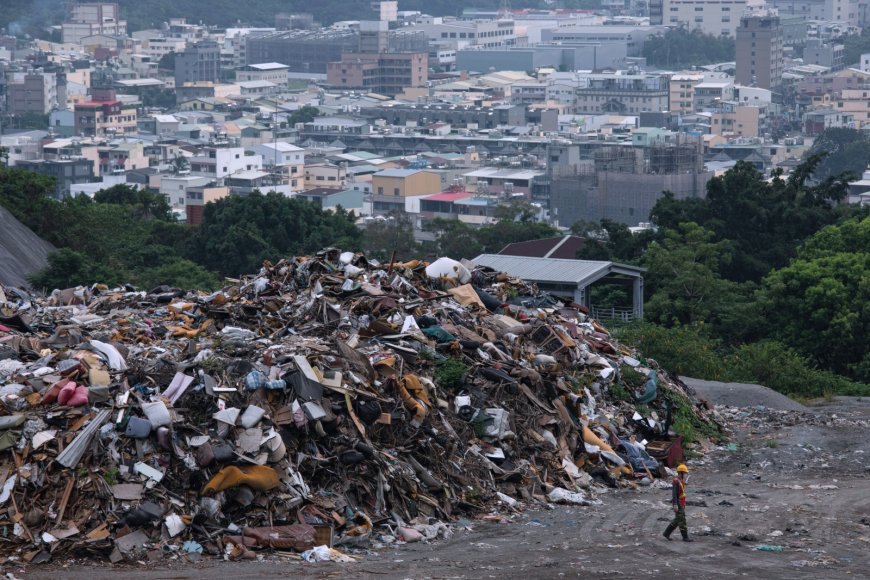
[680,377,807,411]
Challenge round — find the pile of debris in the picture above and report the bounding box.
[0,250,722,564]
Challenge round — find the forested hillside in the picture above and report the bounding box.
[2,0,505,37]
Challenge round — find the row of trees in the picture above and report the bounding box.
[577,154,868,391]
[3,170,559,292]
[642,28,736,69]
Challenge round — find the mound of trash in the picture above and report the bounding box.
[0,249,722,564]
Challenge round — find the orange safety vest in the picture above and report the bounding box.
[674,477,686,506]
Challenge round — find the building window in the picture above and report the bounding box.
[377,186,384,194]
[394,187,400,195]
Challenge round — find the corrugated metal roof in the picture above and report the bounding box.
[472,254,644,287]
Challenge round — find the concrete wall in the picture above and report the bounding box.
[550,170,712,227]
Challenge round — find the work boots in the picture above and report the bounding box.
[681,531,694,542]
[663,524,676,540]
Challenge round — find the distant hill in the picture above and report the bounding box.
[3,0,501,38]
[0,205,54,289]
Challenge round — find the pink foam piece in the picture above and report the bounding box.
[67,385,90,407]
[57,382,77,405]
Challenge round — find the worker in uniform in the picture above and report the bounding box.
[663,463,693,542]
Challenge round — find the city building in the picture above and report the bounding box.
[250,142,305,191]
[297,187,365,212]
[327,52,428,97]
[371,168,441,197]
[803,39,845,71]
[735,12,784,90]
[412,17,518,50]
[304,162,348,188]
[80,141,148,176]
[175,41,221,86]
[235,63,290,84]
[62,3,127,44]
[17,159,95,198]
[245,29,361,74]
[669,73,705,114]
[74,88,137,137]
[541,25,665,57]
[142,37,187,61]
[456,43,627,74]
[693,80,735,109]
[709,102,765,137]
[373,1,399,22]
[6,71,63,115]
[185,184,231,224]
[358,103,526,129]
[188,147,264,179]
[803,108,855,134]
[660,0,755,37]
[573,72,670,115]
[547,135,711,227]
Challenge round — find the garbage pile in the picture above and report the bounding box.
[0,250,722,564]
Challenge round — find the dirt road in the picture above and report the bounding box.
[23,386,870,579]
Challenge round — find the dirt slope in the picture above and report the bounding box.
[0,205,54,288]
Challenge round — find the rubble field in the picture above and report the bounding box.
[44,392,870,579]
[6,248,864,577]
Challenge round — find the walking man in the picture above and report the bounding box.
[663,464,693,542]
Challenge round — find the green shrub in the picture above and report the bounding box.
[434,357,468,390]
[726,341,870,398]
[616,322,729,379]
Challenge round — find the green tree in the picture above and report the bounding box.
[288,105,321,126]
[423,218,483,260]
[571,218,658,262]
[803,128,870,181]
[762,215,870,381]
[172,155,190,174]
[28,248,117,290]
[837,29,870,66]
[138,259,222,291]
[642,222,751,329]
[93,184,173,221]
[192,192,361,276]
[650,158,853,282]
[140,87,177,108]
[361,212,418,262]
[158,51,176,72]
[642,28,735,68]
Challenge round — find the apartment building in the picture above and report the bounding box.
[79,142,147,177]
[661,0,755,37]
[412,18,518,50]
[250,142,305,191]
[235,63,290,84]
[669,73,705,114]
[327,52,428,97]
[574,72,670,115]
[62,3,127,44]
[188,147,264,179]
[6,71,62,115]
[735,13,784,90]
[175,41,221,86]
[74,88,137,137]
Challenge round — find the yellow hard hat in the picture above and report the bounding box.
[676,464,689,473]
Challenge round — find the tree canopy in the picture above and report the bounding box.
[803,128,870,181]
[191,192,361,277]
[642,28,735,69]
[762,215,870,382]
[650,158,852,281]
[423,202,558,260]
